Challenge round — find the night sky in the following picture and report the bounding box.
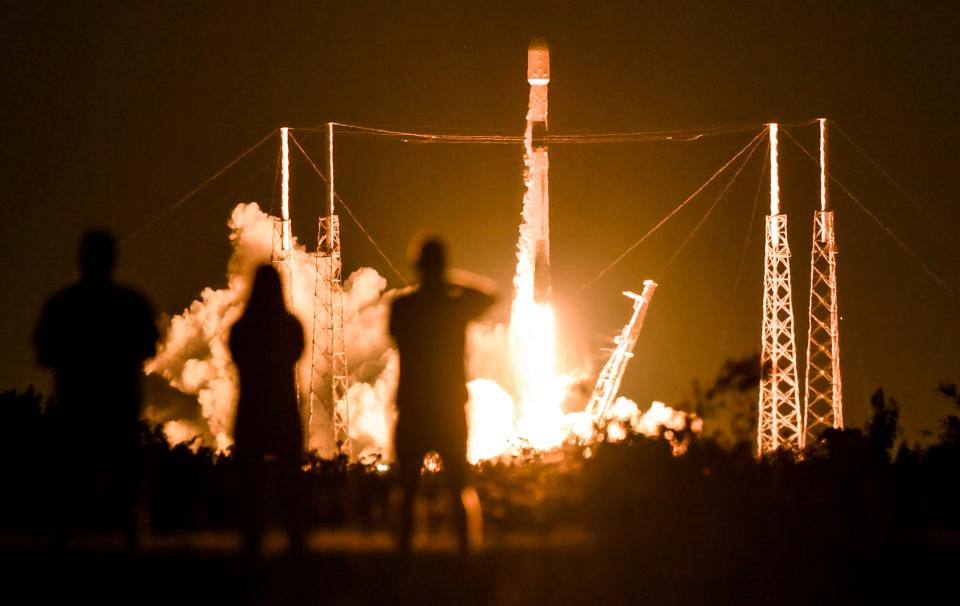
[2,1,958,441]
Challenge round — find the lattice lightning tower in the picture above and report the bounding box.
[308,122,351,458]
[271,127,294,309]
[586,280,658,425]
[757,123,804,455]
[802,118,844,446]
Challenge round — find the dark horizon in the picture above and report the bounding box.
[2,1,958,442]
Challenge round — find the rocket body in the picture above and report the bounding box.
[526,41,551,304]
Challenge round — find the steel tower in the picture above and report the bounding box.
[586,281,658,425]
[308,123,351,458]
[758,123,804,454]
[803,118,844,446]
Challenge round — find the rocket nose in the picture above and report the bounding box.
[527,38,550,85]
[528,37,548,52]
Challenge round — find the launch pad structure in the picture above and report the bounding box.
[265,44,844,460]
[586,281,658,425]
[272,123,351,459]
[802,119,844,446]
[757,124,804,454]
[758,121,845,455]
[309,123,351,459]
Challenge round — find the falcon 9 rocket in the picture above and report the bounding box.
[526,39,551,304]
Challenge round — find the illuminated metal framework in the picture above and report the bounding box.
[271,127,294,309]
[586,280,658,424]
[758,124,804,454]
[803,119,844,446]
[308,123,351,458]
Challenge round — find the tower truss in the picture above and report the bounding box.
[308,123,350,458]
[758,124,803,454]
[586,280,658,425]
[803,119,843,446]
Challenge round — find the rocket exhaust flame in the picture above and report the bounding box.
[146,43,696,464]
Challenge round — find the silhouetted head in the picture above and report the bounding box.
[78,229,117,282]
[244,264,287,317]
[409,236,447,284]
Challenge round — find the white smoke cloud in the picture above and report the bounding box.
[145,202,693,463]
[146,202,405,459]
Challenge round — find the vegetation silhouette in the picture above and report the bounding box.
[5,309,960,602]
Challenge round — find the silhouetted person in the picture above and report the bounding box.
[35,229,158,549]
[229,264,306,557]
[389,237,496,553]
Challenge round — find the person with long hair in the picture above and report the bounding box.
[229,264,306,556]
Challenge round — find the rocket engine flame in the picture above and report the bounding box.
[145,202,695,463]
[145,43,697,464]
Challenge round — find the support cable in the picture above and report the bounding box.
[782,127,960,305]
[288,133,410,286]
[293,121,810,145]
[121,129,277,245]
[574,128,767,293]
[721,140,769,347]
[656,133,765,280]
[832,121,949,240]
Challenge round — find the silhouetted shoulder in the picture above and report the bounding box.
[35,288,73,368]
[35,281,158,370]
[113,284,160,360]
[388,290,417,337]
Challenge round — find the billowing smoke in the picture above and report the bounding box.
[145,202,402,459]
[145,202,697,463]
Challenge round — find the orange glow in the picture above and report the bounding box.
[466,379,516,463]
[769,123,780,214]
[280,127,292,249]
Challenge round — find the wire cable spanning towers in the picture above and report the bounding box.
[803,119,844,445]
[308,123,351,458]
[757,124,804,454]
[586,281,658,425]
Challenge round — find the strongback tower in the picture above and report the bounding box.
[758,123,804,454]
[586,281,658,425]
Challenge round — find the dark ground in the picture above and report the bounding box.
[1,528,955,605]
[2,386,959,604]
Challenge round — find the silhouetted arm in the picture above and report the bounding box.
[290,315,306,363]
[34,296,61,369]
[447,269,497,320]
[136,293,160,362]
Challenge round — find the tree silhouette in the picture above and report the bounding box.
[866,388,900,458]
[936,383,960,444]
